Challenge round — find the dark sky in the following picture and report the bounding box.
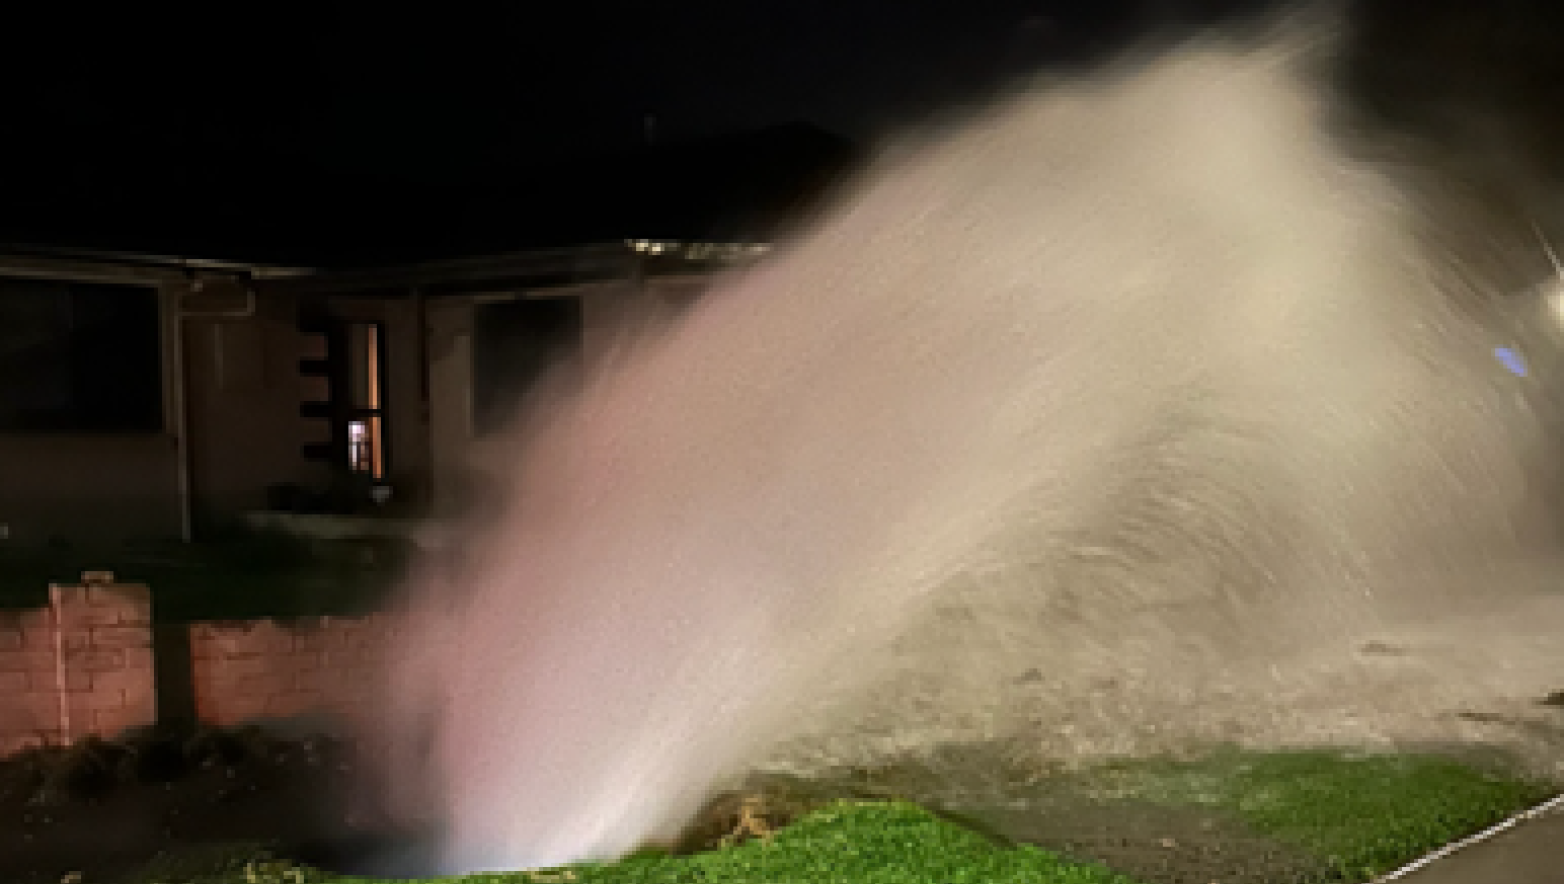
[0,0,1242,263]
[1,0,1561,264]
[0,1,1259,188]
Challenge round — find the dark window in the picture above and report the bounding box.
[0,277,163,432]
[472,297,582,435]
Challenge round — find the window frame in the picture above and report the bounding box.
[0,270,170,436]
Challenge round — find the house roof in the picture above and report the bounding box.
[0,123,862,273]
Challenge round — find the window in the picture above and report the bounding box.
[345,321,386,480]
[471,297,582,435]
[0,277,163,432]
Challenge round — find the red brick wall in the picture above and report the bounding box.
[1,580,404,758]
[0,581,157,756]
[0,607,63,756]
[51,583,157,744]
[189,614,397,731]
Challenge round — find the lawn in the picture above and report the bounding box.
[1052,748,1556,881]
[121,746,1558,884]
[3,540,1552,883]
[134,802,1143,884]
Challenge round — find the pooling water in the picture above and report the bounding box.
[367,27,1564,876]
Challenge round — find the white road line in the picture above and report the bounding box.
[1367,792,1564,883]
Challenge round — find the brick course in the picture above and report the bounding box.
[2,577,403,757]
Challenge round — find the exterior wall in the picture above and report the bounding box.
[0,434,182,544]
[0,255,722,546]
[0,268,184,545]
[577,273,711,366]
[578,278,645,368]
[425,298,476,518]
[644,273,714,312]
[182,288,331,525]
[0,581,156,756]
[426,280,640,516]
[422,275,713,519]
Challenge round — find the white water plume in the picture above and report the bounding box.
[368,25,1564,876]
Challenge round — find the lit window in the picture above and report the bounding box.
[346,322,386,480]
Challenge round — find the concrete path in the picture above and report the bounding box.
[1378,802,1563,884]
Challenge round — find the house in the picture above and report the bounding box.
[243,239,770,535]
[0,124,859,546]
[0,248,306,545]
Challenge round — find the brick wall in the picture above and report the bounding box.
[0,607,63,756]
[189,614,397,732]
[51,582,157,744]
[0,579,403,758]
[0,579,157,756]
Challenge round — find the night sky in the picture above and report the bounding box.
[5,3,1025,184]
[0,1,1560,264]
[0,1,1167,263]
[0,2,1274,185]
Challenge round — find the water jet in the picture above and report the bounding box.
[363,20,1564,876]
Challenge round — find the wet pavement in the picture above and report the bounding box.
[1386,803,1563,884]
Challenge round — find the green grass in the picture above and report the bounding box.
[1080,748,1557,881]
[132,748,1557,884]
[549,803,1134,884]
[187,802,1141,884]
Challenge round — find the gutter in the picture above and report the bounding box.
[0,241,313,279]
[261,240,770,297]
[261,242,638,297]
[1368,791,1564,883]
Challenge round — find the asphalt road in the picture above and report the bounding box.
[1390,805,1563,884]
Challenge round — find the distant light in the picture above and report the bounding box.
[624,239,771,261]
[1547,283,1564,328]
[1496,347,1528,377]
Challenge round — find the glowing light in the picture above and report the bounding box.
[624,239,771,261]
[1496,347,1528,377]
